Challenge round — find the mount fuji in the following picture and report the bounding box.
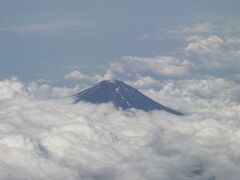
[73,80,183,116]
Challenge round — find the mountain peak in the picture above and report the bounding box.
[98,80,123,85]
[73,80,183,116]
[101,80,119,83]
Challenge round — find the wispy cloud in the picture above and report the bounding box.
[0,22,93,34]
[163,22,215,34]
[156,21,240,39]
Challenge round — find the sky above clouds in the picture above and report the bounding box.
[1,0,240,81]
[1,1,240,179]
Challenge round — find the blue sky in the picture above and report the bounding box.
[1,0,240,81]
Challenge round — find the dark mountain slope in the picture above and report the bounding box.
[73,80,183,116]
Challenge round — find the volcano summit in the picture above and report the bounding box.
[73,80,183,116]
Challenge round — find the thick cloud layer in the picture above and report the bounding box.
[0,77,240,180]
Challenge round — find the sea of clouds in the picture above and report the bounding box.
[0,75,240,180]
[1,21,240,180]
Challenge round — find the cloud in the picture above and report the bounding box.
[151,21,240,80]
[27,81,85,99]
[64,21,240,83]
[64,56,189,84]
[64,70,106,83]
[185,35,224,54]
[126,75,160,89]
[71,33,240,83]
[0,76,27,100]
[143,78,240,113]
[0,22,91,34]
[0,77,86,100]
[184,35,240,78]
[0,77,240,179]
[102,56,190,80]
[179,22,214,34]
[64,70,89,80]
[157,21,240,37]
[165,22,215,34]
[155,22,215,40]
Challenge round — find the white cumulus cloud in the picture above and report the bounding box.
[0,77,27,100]
[185,35,224,54]
[102,56,190,80]
[0,77,240,180]
[65,70,89,80]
